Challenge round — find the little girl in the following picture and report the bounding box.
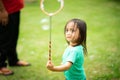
[46,18,87,80]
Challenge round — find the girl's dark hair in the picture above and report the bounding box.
[64,18,87,55]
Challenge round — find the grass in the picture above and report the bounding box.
[0,0,120,80]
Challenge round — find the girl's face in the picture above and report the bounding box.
[65,21,80,46]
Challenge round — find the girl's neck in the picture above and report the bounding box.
[70,42,78,47]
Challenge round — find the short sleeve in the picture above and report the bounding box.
[66,49,78,64]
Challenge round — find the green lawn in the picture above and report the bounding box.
[0,0,120,80]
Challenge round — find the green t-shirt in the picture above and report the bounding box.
[62,45,86,80]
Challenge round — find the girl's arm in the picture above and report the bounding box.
[46,60,72,72]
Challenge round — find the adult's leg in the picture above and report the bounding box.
[7,11,30,66]
[0,15,14,76]
[0,18,10,68]
[7,11,20,66]
[0,50,7,68]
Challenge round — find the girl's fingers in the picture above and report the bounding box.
[48,60,51,64]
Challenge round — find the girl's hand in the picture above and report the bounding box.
[46,61,72,72]
[46,60,54,71]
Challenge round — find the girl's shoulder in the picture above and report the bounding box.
[70,45,83,52]
[74,45,83,50]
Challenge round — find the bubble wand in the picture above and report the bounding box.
[40,0,64,60]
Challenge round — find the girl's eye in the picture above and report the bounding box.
[71,29,75,33]
[66,29,68,32]
[65,29,76,33]
[70,29,76,33]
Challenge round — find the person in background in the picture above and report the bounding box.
[0,0,30,76]
[46,18,87,80]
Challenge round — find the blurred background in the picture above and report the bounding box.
[0,0,120,80]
